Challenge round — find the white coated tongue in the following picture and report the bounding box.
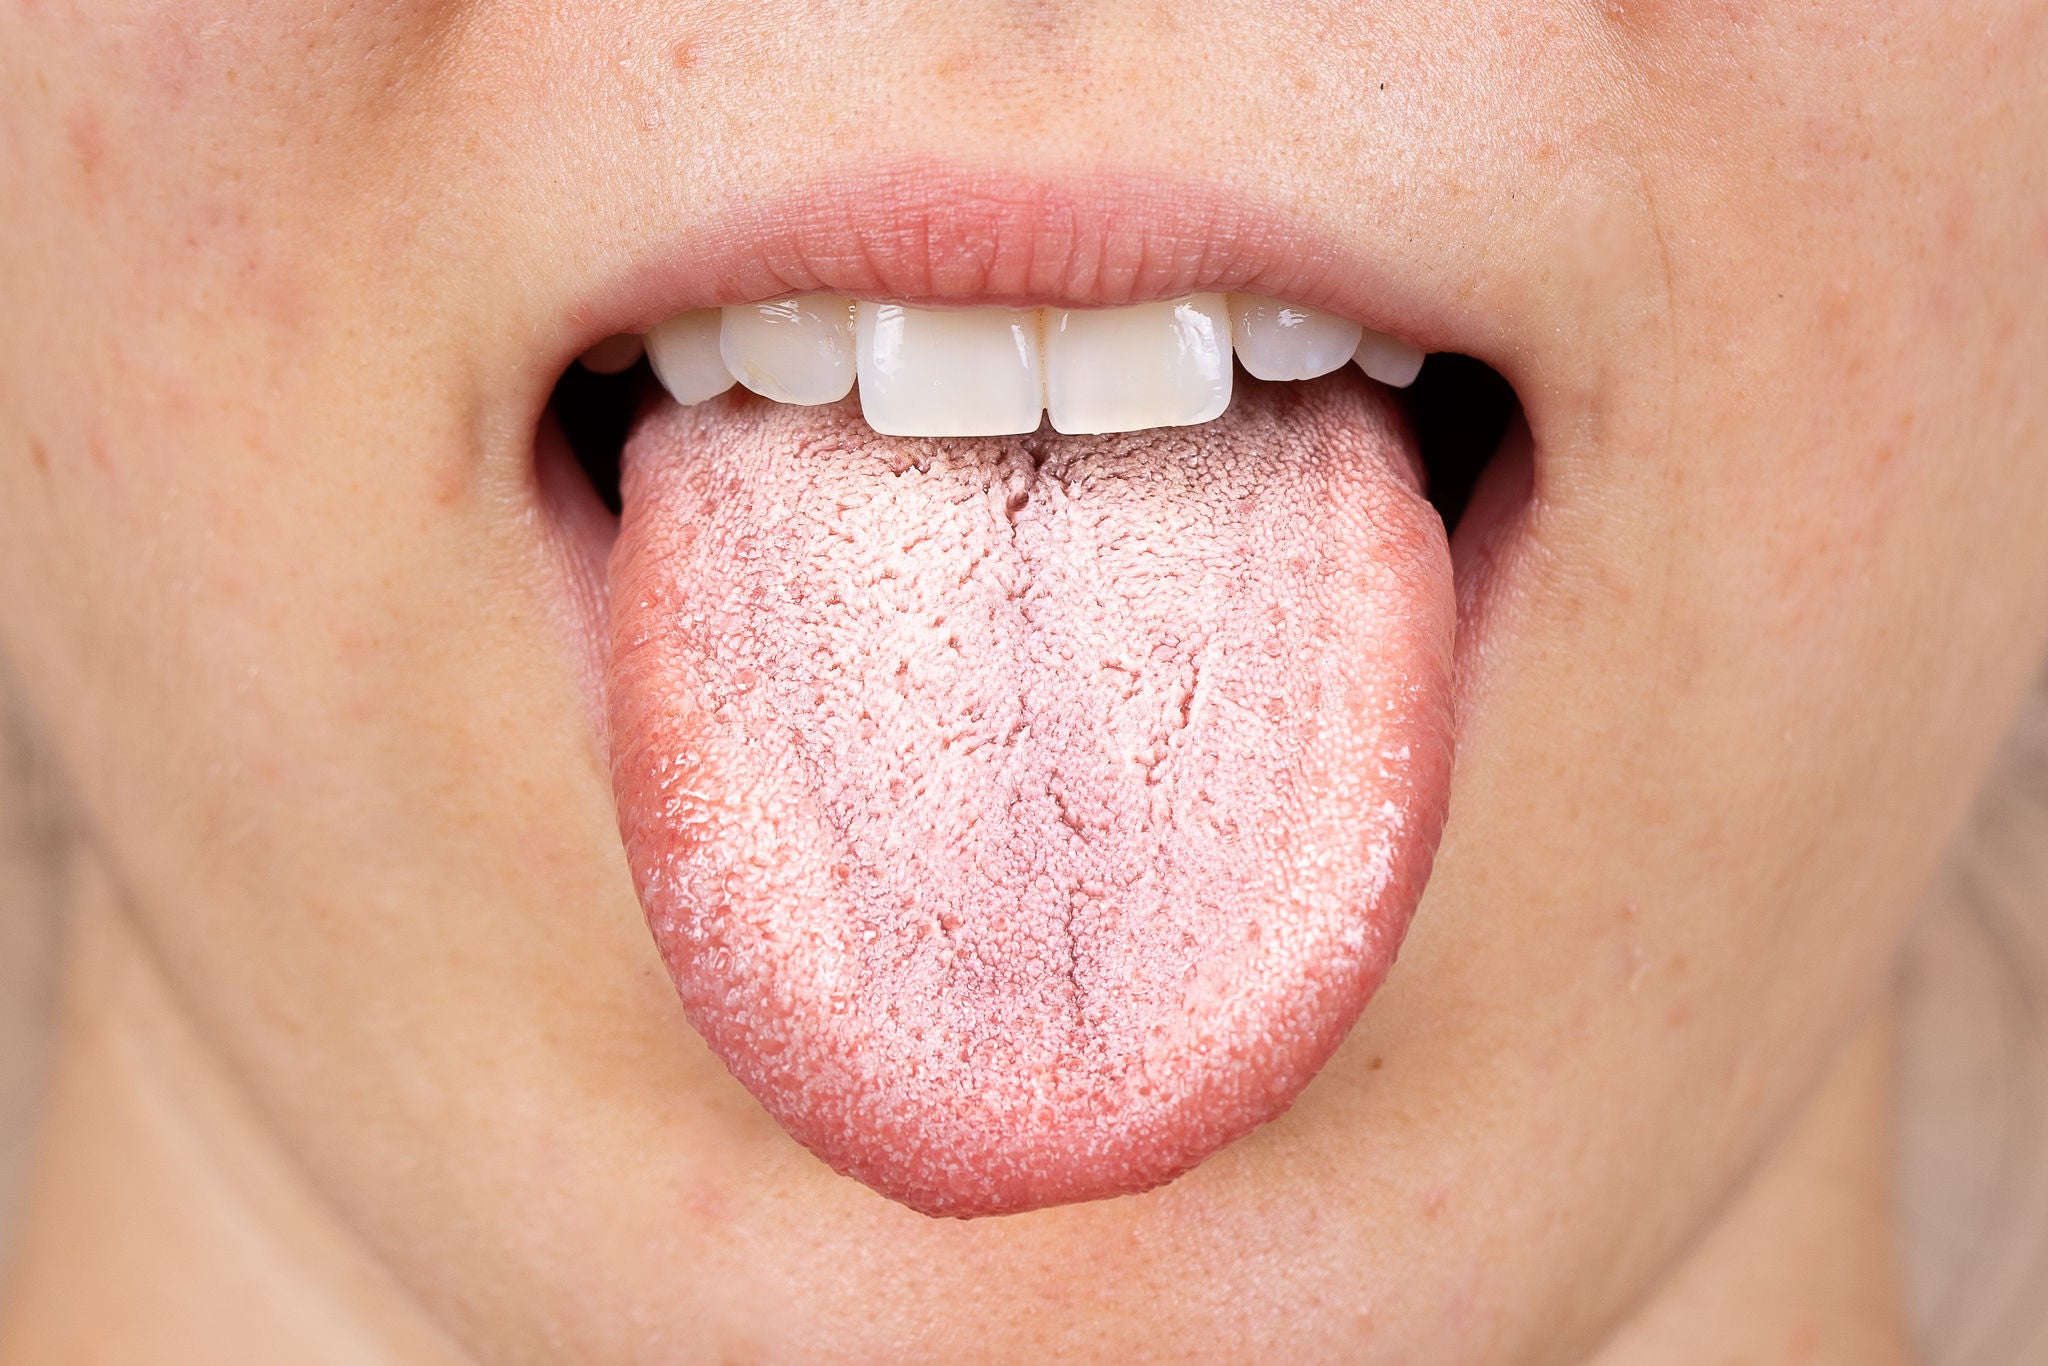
[606,376,1455,1218]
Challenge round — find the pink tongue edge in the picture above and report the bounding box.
[605,379,1455,1218]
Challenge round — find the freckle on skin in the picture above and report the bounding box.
[432,463,469,509]
[688,1181,730,1225]
[65,106,103,182]
[29,439,49,475]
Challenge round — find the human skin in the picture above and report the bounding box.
[1,0,2045,1361]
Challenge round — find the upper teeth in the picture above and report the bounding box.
[858,303,1044,437]
[1045,296,1233,435]
[619,294,1426,438]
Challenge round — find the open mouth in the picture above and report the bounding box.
[531,172,1529,1219]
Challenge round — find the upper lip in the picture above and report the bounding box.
[546,161,1519,387]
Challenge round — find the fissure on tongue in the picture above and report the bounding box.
[607,377,1454,1218]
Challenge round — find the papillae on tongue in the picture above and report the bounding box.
[607,376,1454,1218]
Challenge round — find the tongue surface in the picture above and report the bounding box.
[608,376,1453,1217]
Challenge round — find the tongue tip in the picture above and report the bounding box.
[836,1044,1346,1221]
[737,1018,1360,1221]
[650,851,1432,1221]
[842,1138,1222,1222]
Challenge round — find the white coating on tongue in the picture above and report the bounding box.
[608,378,1453,1217]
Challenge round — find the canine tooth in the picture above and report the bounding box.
[1044,295,1232,435]
[855,303,1043,437]
[721,295,856,405]
[1228,296,1362,382]
[1354,329,1426,388]
[646,311,735,404]
[578,333,646,375]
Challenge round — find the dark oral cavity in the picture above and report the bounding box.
[606,375,1455,1217]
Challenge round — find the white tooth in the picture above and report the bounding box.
[855,303,1043,437]
[646,310,735,405]
[579,333,647,375]
[1227,296,1362,382]
[1354,329,1426,388]
[720,295,855,405]
[1044,295,1232,435]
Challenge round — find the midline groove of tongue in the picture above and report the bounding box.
[606,378,1454,1218]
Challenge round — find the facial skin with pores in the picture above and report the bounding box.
[2,2,2045,1362]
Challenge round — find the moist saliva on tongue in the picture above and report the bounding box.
[606,375,1455,1218]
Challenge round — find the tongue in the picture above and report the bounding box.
[607,375,1454,1218]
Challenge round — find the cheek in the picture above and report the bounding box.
[0,0,496,744]
[14,0,473,343]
